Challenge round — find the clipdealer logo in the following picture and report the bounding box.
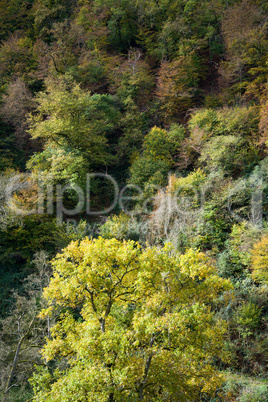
[4,171,265,229]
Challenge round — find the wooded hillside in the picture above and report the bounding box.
[0,1,267,401]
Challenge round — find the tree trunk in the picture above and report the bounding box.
[2,316,36,402]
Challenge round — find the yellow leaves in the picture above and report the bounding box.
[179,248,213,279]
[167,168,207,195]
[201,372,225,394]
[250,235,268,284]
[38,305,53,319]
[34,237,232,400]
[41,237,142,323]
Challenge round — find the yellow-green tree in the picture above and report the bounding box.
[251,235,268,284]
[129,125,185,189]
[28,75,120,168]
[30,238,231,401]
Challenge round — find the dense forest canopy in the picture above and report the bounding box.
[0,0,267,401]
